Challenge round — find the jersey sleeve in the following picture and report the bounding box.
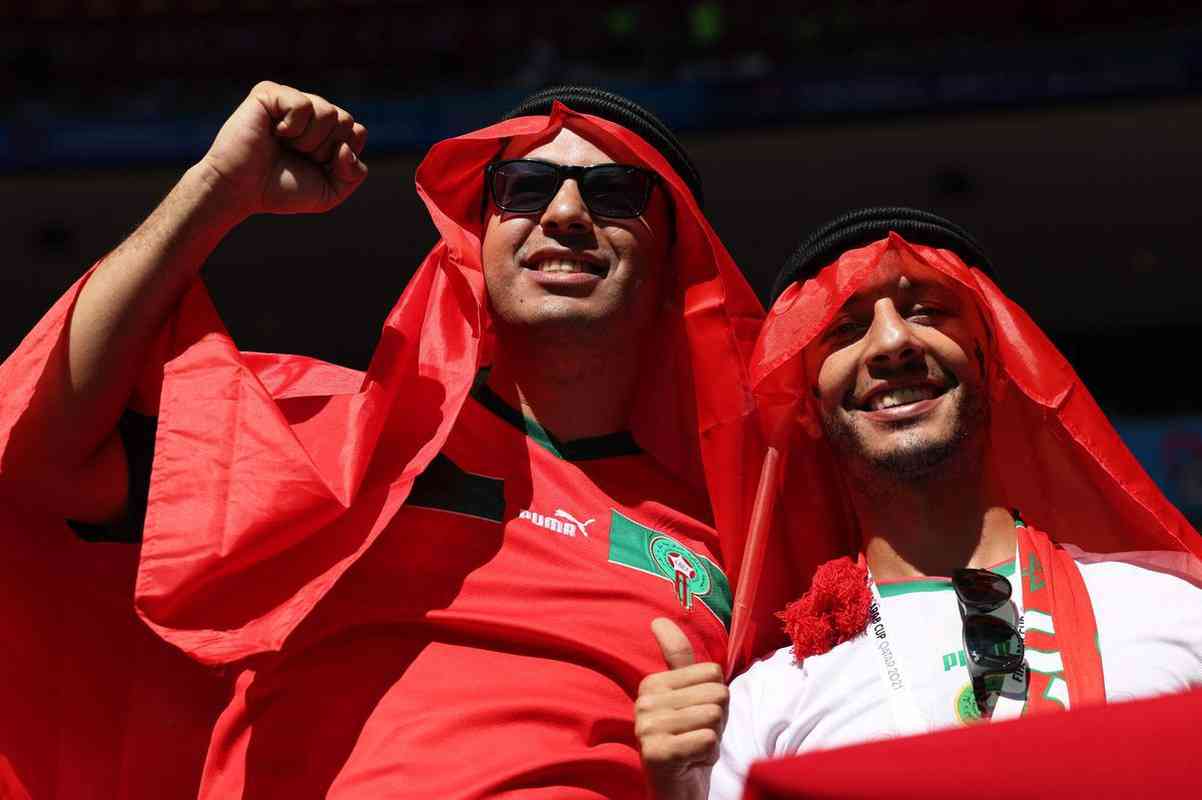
[1081,555,1202,699]
[708,658,770,800]
[66,410,156,544]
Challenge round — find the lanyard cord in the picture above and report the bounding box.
[865,567,928,736]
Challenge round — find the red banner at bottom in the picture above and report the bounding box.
[743,688,1202,799]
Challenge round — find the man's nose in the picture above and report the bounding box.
[539,179,593,234]
[862,299,924,370]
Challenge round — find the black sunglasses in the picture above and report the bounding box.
[952,568,1025,714]
[485,159,658,219]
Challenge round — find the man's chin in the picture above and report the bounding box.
[864,435,966,481]
[826,413,977,483]
[496,299,616,336]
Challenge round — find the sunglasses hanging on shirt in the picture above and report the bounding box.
[952,567,1025,715]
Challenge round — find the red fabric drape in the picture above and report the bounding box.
[0,502,229,798]
[741,688,1202,800]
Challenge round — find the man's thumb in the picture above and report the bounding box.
[651,617,695,670]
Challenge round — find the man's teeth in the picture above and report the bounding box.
[869,386,937,411]
[536,258,597,275]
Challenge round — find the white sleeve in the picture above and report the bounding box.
[1079,554,1202,701]
[708,660,769,800]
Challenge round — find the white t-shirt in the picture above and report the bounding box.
[710,551,1202,800]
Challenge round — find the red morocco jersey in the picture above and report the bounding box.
[197,380,731,799]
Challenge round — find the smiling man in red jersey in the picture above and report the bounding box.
[0,83,764,798]
[633,207,1202,800]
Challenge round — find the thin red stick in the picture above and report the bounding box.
[725,446,780,679]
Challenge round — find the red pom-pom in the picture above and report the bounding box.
[777,557,872,661]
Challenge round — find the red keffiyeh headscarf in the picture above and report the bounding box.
[725,222,1202,697]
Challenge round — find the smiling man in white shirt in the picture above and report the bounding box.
[633,207,1202,800]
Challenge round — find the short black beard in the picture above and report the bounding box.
[822,386,988,486]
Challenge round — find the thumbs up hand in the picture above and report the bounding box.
[635,618,729,800]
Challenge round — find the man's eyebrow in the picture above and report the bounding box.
[839,277,959,310]
[908,279,963,304]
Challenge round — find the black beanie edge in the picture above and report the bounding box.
[501,85,704,208]
[771,207,994,302]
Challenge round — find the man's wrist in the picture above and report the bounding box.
[107,163,250,281]
[181,160,256,235]
[648,768,708,800]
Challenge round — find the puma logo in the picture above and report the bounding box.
[517,508,595,538]
[554,509,595,537]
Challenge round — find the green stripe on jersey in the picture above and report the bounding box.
[879,579,953,597]
[879,558,1016,597]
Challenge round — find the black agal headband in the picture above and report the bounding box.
[502,85,704,209]
[771,207,995,303]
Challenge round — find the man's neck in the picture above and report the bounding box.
[853,465,1017,581]
[486,329,640,442]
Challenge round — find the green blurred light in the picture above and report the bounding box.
[690,2,723,46]
[607,5,640,38]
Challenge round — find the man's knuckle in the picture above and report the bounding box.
[656,738,690,763]
[637,710,670,736]
[698,703,723,727]
[640,737,671,764]
[639,674,667,694]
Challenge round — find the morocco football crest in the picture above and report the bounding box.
[649,534,708,610]
[607,510,731,628]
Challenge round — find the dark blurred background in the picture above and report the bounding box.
[4,1,1202,518]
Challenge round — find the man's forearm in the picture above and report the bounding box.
[23,164,243,506]
[67,163,242,435]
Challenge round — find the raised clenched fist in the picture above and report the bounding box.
[635,618,729,800]
[198,81,369,221]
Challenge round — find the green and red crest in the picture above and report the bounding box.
[608,510,731,628]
